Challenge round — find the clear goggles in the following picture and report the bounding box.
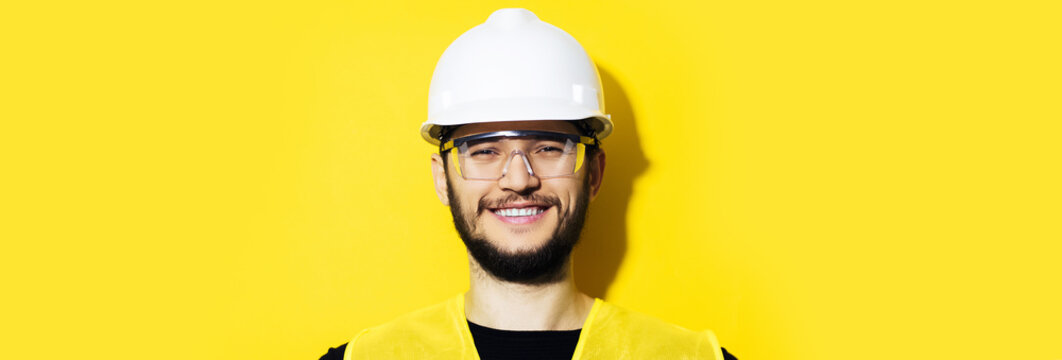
[440,130,598,181]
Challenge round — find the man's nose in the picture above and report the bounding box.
[498,151,540,193]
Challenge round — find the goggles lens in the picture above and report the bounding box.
[441,131,594,180]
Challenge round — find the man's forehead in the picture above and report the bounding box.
[449,120,580,138]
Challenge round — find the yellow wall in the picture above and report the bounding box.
[3,1,1060,359]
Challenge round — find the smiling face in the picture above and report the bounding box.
[431,120,605,284]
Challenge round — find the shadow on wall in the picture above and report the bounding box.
[574,66,649,299]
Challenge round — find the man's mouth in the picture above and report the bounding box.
[488,204,550,225]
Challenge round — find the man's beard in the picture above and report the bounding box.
[447,176,590,285]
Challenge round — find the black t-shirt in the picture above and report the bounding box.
[466,320,582,359]
[319,321,738,360]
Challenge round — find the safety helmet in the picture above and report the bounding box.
[420,8,613,145]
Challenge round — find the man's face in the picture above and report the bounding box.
[431,120,605,285]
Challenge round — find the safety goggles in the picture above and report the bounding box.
[440,130,597,181]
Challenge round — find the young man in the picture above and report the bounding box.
[321,8,736,359]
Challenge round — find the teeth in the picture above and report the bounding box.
[494,207,545,217]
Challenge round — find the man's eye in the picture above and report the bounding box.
[470,149,499,156]
[537,146,564,153]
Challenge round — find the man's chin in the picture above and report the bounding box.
[447,185,589,285]
[476,230,554,253]
[461,229,575,285]
[485,239,551,257]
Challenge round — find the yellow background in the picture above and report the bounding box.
[2,1,1060,359]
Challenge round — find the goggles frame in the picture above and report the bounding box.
[439,130,598,181]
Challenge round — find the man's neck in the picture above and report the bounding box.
[464,256,595,331]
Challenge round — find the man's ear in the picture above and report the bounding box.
[431,153,451,206]
[588,150,606,201]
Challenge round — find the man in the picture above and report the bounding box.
[321,8,736,359]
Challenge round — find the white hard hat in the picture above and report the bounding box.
[420,8,613,145]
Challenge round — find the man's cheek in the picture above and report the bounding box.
[467,200,482,218]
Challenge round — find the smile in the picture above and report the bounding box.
[489,205,550,225]
[494,207,545,217]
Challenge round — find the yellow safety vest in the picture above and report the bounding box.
[344,294,723,360]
